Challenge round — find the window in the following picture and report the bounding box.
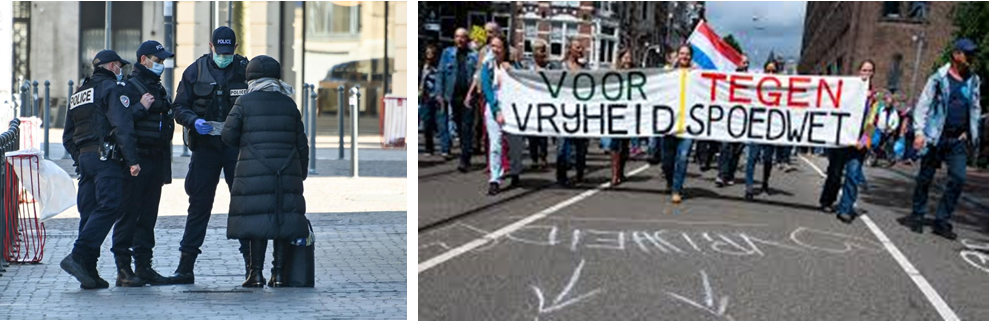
[599,39,615,64]
[524,39,533,55]
[888,54,903,93]
[908,1,929,20]
[468,12,487,30]
[525,20,537,38]
[494,15,510,37]
[553,1,579,7]
[551,43,563,57]
[882,2,902,18]
[565,23,579,39]
[306,2,360,38]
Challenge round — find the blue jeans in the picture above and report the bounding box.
[556,138,588,182]
[419,99,449,154]
[718,142,744,182]
[661,136,692,193]
[775,146,792,164]
[745,144,774,192]
[836,149,866,215]
[912,137,968,225]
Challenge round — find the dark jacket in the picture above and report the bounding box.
[221,90,309,240]
[63,67,139,167]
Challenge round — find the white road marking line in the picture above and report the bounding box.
[799,154,961,321]
[418,164,651,274]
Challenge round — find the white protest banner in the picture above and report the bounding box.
[499,68,869,147]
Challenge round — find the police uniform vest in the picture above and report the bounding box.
[186,54,248,150]
[127,75,175,150]
[68,73,115,153]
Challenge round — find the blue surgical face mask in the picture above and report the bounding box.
[213,53,233,69]
[115,65,123,82]
[150,62,165,76]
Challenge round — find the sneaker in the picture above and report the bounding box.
[487,182,500,196]
[820,204,836,213]
[714,177,725,188]
[932,223,957,240]
[836,213,855,224]
[671,194,682,204]
[907,217,924,234]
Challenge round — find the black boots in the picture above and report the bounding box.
[169,252,198,284]
[115,256,146,287]
[60,250,97,289]
[133,255,170,285]
[268,241,285,288]
[85,256,110,289]
[242,252,251,280]
[243,239,267,288]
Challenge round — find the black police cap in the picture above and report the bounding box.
[92,50,130,67]
[136,40,174,61]
[212,26,237,55]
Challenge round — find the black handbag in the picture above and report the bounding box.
[282,222,315,287]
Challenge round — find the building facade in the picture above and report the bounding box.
[798,1,957,104]
[418,1,702,70]
[4,1,405,124]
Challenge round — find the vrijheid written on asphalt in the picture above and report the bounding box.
[500,68,870,147]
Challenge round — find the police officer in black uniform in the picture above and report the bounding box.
[109,41,176,287]
[168,26,250,284]
[61,50,146,289]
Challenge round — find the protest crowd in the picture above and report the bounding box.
[420,21,982,241]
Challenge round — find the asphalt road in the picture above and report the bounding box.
[418,143,988,321]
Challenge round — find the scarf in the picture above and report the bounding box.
[247,77,295,96]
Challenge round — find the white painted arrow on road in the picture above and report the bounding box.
[666,270,735,321]
[530,258,603,317]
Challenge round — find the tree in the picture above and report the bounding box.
[723,34,744,55]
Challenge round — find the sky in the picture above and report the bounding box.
[706,1,808,68]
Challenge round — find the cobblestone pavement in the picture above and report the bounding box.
[1,211,407,320]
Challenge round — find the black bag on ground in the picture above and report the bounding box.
[282,222,315,287]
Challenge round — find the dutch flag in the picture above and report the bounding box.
[688,20,745,71]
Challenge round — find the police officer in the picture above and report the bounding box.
[109,41,175,286]
[60,50,147,289]
[168,26,250,284]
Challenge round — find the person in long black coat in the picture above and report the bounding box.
[221,55,309,287]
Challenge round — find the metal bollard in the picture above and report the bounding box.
[32,80,39,117]
[62,80,74,159]
[44,81,50,159]
[20,82,29,117]
[302,84,309,134]
[309,88,318,175]
[349,85,360,177]
[337,85,345,160]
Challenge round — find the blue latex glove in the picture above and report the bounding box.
[194,119,212,135]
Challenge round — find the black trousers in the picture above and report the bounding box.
[179,145,249,255]
[73,152,124,259]
[111,154,164,259]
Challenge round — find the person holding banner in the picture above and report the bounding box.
[526,40,554,170]
[819,60,876,222]
[480,34,510,195]
[437,28,479,173]
[598,49,635,185]
[743,61,781,201]
[906,39,982,240]
[715,55,750,188]
[556,39,590,187]
[661,45,697,204]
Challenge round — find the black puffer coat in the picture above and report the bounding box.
[221,90,309,240]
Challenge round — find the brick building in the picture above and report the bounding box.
[418,1,702,70]
[798,1,958,105]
